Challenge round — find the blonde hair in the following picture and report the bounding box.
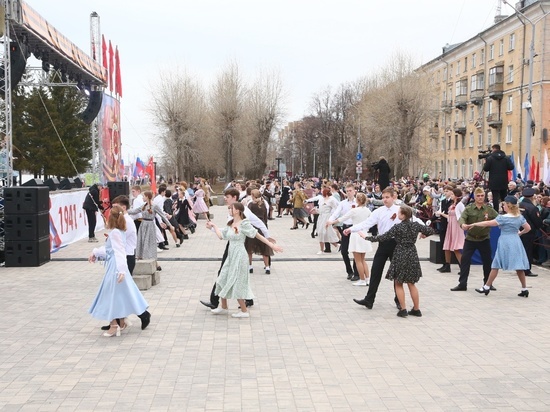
[107,205,127,230]
[251,189,263,207]
[506,203,520,216]
[356,193,367,206]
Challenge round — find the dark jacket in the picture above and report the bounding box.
[520,198,543,232]
[483,150,514,190]
[83,184,102,212]
[374,159,391,189]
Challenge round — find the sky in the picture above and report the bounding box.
[24,0,517,162]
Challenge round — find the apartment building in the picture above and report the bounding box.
[420,0,550,180]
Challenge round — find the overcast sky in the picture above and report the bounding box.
[26,0,515,161]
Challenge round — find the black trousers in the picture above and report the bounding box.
[311,214,319,236]
[521,232,535,274]
[458,239,492,286]
[364,239,396,305]
[491,188,507,211]
[339,225,358,276]
[85,209,96,238]
[127,254,136,276]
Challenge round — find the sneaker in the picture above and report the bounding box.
[157,247,163,253]
[352,280,368,286]
[408,309,422,317]
[211,307,228,315]
[88,237,98,243]
[231,311,250,318]
[396,309,408,318]
[316,251,325,255]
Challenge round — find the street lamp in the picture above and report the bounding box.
[303,138,317,177]
[275,157,282,180]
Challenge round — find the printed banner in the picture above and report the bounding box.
[98,94,122,182]
[49,190,105,252]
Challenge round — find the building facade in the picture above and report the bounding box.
[421,0,550,180]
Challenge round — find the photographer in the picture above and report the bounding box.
[372,156,391,190]
[482,144,514,210]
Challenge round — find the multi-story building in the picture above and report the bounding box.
[420,0,550,180]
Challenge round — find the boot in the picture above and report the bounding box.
[437,263,451,273]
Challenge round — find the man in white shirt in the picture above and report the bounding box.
[200,187,274,310]
[344,187,401,310]
[130,185,144,232]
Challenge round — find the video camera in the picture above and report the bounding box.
[478,149,491,160]
[370,161,379,168]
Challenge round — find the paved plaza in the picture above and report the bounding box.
[1,204,550,411]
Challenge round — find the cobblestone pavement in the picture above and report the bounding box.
[1,204,550,411]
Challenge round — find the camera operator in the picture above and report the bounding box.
[371,156,391,190]
[482,144,514,210]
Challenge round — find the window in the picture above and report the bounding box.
[448,136,451,151]
[489,44,494,60]
[462,135,466,148]
[469,132,474,147]
[489,65,504,86]
[455,134,458,149]
[469,158,474,178]
[443,66,448,81]
[478,132,483,147]
[456,61,460,75]
[441,160,444,177]
[471,75,477,92]
[499,39,504,56]
[464,57,468,71]
[450,64,453,78]
[472,53,477,68]
[509,33,516,50]
[487,100,493,115]
[506,125,512,143]
[487,128,492,146]
[507,95,513,112]
[461,159,465,178]
[497,129,502,144]
[508,65,514,82]
[441,137,445,151]
[455,79,467,97]
[454,160,458,178]
[470,106,475,121]
[481,48,485,64]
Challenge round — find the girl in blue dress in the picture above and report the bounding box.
[464,196,531,297]
[89,205,149,336]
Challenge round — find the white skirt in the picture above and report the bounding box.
[348,232,372,254]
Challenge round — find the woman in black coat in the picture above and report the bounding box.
[375,157,391,190]
[83,183,104,242]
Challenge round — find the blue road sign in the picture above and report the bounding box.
[356,152,363,161]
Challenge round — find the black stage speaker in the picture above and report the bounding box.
[58,178,75,190]
[107,181,130,201]
[22,178,44,186]
[429,240,459,265]
[44,177,60,191]
[78,91,103,124]
[4,212,49,241]
[5,237,50,267]
[73,177,83,188]
[3,187,50,214]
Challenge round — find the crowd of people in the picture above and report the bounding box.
[85,152,549,332]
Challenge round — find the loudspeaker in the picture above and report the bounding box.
[58,178,75,190]
[44,177,60,191]
[78,91,103,124]
[3,187,50,214]
[5,237,50,267]
[429,239,459,265]
[73,177,83,188]
[0,42,30,91]
[4,212,49,241]
[22,178,44,186]
[107,181,130,201]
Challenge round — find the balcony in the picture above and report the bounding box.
[429,127,439,138]
[441,100,453,112]
[470,89,484,105]
[455,95,468,110]
[488,82,503,100]
[453,121,467,135]
[487,113,502,128]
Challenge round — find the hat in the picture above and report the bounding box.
[522,188,535,197]
[504,195,518,205]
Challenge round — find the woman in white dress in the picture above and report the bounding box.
[315,187,339,254]
[327,193,372,286]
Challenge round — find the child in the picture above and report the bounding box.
[361,205,435,317]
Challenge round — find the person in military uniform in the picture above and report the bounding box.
[519,187,543,277]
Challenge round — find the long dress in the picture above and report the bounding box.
[443,203,465,251]
[89,229,148,320]
[279,185,291,210]
[245,201,273,257]
[316,197,339,243]
[215,219,257,300]
[368,220,435,284]
[128,203,171,260]
[192,189,209,214]
[491,214,530,270]
[338,206,373,253]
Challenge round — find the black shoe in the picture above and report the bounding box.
[324,249,331,253]
[311,233,315,239]
[176,243,181,248]
[245,299,254,307]
[518,290,529,297]
[490,285,497,291]
[157,266,162,271]
[290,227,298,230]
[353,298,373,309]
[525,272,538,277]
[164,241,169,246]
[183,234,189,240]
[138,311,151,330]
[350,275,360,282]
[277,215,282,218]
[394,296,402,310]
[190,226,196,234]
[450,285,467,291]
[347,273,354,280]
[200,300,217,309]
[408,309,422,317]
[268,218,275,220]
[265,269,270,275]
[305,223,310,229]
[159,244,169,250]
[475,287,490,295]
[396,309,408,317]
[437,264,451,273]
[249,268,253,274]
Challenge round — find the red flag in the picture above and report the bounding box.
[145,157,156,194]
[108,40,114,93]
[530,155,536,180]
[102,35,108,70]
[535,161,540,182]
[115,46,122,97]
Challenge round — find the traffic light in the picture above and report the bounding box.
[0,42,30,91]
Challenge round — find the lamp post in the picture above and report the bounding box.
[303,138,317,177]
[275,157,282,180]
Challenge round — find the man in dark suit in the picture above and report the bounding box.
[483,144,514,210]
[519,187,543,277]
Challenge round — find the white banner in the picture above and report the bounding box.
[50,190,105,252]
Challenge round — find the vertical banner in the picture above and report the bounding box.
[98,94,122,182]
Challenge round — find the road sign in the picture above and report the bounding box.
[356,152,363,161]
[356,161,362,167]
[355,167,363,174]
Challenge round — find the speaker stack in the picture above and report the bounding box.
[107,181,130,202]
[4,186,51,267]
